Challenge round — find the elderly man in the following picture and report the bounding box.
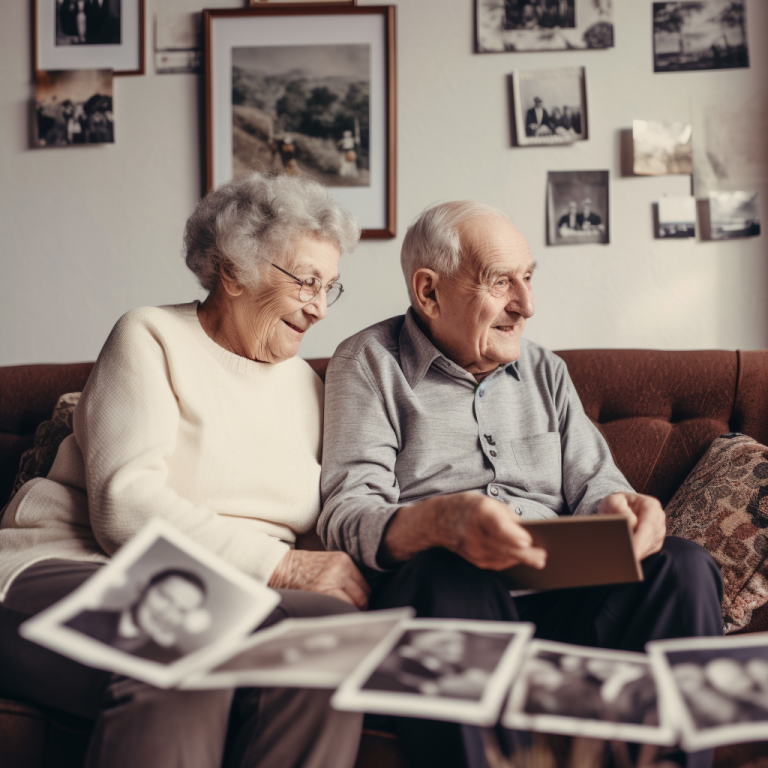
[319,201,722,768]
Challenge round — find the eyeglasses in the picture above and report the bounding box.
[269,263,344,307]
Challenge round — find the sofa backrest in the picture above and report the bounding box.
[2,350,767,509]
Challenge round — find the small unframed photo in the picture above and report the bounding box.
[512,67,587,147]
[504,640,675,745]
[154,12,201,75]
[20,518,280,689]
[648,634,768,751]
[708,191,760,239]
[547,170,609,246]
[35,69,114,147]
[658,197,697,239]
[633,120,692,176]
[331,619,534,725]
[182,608,413,690]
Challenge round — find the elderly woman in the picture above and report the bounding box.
[0,172,367,768]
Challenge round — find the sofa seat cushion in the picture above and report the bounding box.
[665,433,768,633]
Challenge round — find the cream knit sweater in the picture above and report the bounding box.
[0,302,324,600]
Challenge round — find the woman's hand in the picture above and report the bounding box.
[268,550,370,609]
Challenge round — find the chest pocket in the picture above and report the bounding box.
[511,432,563,496]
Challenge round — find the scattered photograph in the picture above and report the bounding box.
[504,640,675,745]
[183,608,413,690]
[648,635,768,751]
[513,67,587,146]
[708,191,760,239]
[231,44,370,187]
[56,0,121,46]
[332,619,534,725]
[633,120,693,176]
[35,69,114,147]
[19,518,280,689]
[155,12,201,75]
[547,170,609,246]
[476,0,614,53]
[658,197,697,239]
[653,1,749,73]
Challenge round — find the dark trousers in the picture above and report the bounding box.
[368,536,724,768]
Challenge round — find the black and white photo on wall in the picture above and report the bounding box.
[653,1,749,73]
[35,0,145,75]
[633,120,693,176]
[154,12,202,75]
[657,196,697,238]
[35,69,114,147]
[476,0,613,53]
[512,67,587,146]
[708,191,760,239]
[547,170,609,246]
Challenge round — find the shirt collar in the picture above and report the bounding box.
[399,308,521,389]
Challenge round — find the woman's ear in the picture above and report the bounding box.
[411,268,441,320]
[219,266,243,297]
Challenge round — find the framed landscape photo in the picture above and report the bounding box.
[35,0,146,76]
[205,5,396,238]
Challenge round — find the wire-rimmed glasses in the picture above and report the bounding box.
[269,263,344,307]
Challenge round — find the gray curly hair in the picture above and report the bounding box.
[184,172,361,293]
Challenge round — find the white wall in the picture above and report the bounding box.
[1,0,766,366]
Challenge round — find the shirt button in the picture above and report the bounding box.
[489,450,497,457]
[515,507,523,515]
[490,486,499,496]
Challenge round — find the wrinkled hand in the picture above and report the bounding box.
[597,492,666,561]
[268,550,370,609]
[436,492,547,571]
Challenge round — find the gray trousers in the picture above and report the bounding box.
[0,559,363,768]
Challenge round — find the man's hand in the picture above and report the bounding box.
[380,492,547,571]
[597,492,666,561]
[268,550,370,609]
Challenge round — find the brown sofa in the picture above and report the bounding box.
[2,350,768,768]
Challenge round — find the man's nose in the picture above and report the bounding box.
[507,284,534,319]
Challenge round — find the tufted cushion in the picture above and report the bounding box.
[665,434,768,634]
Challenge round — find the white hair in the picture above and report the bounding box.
[184,172,361,293]
[400,201,511,305]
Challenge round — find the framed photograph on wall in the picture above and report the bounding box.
[547,170,609,246]
[35,0,146,76]
[204,5,396,239]
[512,67,587,146]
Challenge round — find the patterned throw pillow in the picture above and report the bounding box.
[665,433,768,634]
[6,392,81,505]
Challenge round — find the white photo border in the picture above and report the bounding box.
[19,518,281,689]
[331,618,535,726]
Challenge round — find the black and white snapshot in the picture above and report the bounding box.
[547,170,609,245]
[708,191,760,239]
[513,67,587,146]
[476,0,614,52]
[154,11,202,75]
[232,44,370,186]
[20,518,280,688]
[332,619,534,725]
[504,640,675,745]
[56,0,121,46]
[657,196,697,238]
[653,1,749,73]
[633,120,693,176]
[648,635,768,751]
[35,69,114,147]
[183,608,413,690]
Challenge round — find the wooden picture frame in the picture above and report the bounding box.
[34,0,146,76]
[204,4,396,239]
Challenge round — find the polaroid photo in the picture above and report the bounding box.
[633,120,692,176]
[332,619,535,726]
[648,634,768,751]
[708,191,760,239]
[657,197,697,239]
[20,518,281,689]
[181,608,414,690]
[503,640,675,745]
[547,170,609,246]
[512,67,587,147]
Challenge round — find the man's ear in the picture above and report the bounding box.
[219,265,243,298]
[411,268,441,320]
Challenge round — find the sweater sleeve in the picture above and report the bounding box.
[74,309,289,583]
